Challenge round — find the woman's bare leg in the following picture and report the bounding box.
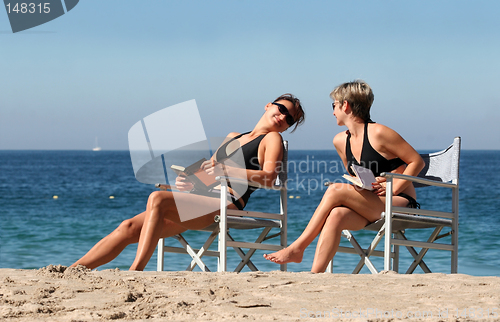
[264,183,385,264]
[310,194,411,273]
[73,189,236,271]
[311,207,368,273]
[129,190,228,271]
[71,211,187,270]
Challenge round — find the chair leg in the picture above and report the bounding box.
[393,243,399,273]
[227,232,258,272]
[157,238,165,271]
[344,230,381,274]
[451,229,458,274]
[391,230,403,273]
[232,228,272,272]
[175,234,213,272]
[326,260,334,273]
[185,230,219,272]
[218,184,229,272]
[395,229,443,274]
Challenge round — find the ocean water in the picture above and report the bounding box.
[1,150,499,276]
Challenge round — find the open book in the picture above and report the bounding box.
[171,158,219,192]
[342,164,376,190]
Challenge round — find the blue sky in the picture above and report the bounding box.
[1,0,499,150]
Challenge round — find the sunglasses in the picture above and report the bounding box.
[332,100,345,111]
[272,102,295,127]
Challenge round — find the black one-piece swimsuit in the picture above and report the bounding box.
[345,122,419,208]
[213,132,266,210]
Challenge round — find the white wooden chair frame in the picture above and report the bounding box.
[157,141,288,272]
[327,137,461,274]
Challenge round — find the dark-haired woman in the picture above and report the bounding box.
[72,94,305,270]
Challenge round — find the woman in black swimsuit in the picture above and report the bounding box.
[71,94,305,271]
[264,80,424,273]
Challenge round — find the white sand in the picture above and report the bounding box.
[1,265,499,321]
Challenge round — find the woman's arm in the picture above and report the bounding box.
[202,131,283,188]
[374,125,425,195]
[246,132,284,187]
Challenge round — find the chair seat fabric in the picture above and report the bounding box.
[365,213,453,231]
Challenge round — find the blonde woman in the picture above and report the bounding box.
[264,81,423,273]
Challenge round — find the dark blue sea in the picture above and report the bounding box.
[1,150,499,276]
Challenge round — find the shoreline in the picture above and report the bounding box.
[1,265,499,321]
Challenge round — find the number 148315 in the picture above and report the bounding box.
[5,3,51,14]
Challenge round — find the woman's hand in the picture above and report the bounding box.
[175,176,194,192]
[201,160,225,177]
[372,176,387,196]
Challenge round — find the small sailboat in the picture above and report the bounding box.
[92,137,102,151]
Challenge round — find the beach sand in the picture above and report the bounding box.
[1,265,499,321]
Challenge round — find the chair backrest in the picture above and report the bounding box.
[415,137,461,188]
[274,140,288,187]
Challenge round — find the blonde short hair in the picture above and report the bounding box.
[330,80,374,122]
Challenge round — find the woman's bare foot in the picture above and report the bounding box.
[263,246,303,264]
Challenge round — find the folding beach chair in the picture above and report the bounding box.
[327,137,461,274]
[156,141,288,272]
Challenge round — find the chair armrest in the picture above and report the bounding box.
[215,176,284,191]
[155,184,180,192]
[380,172,457,189]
